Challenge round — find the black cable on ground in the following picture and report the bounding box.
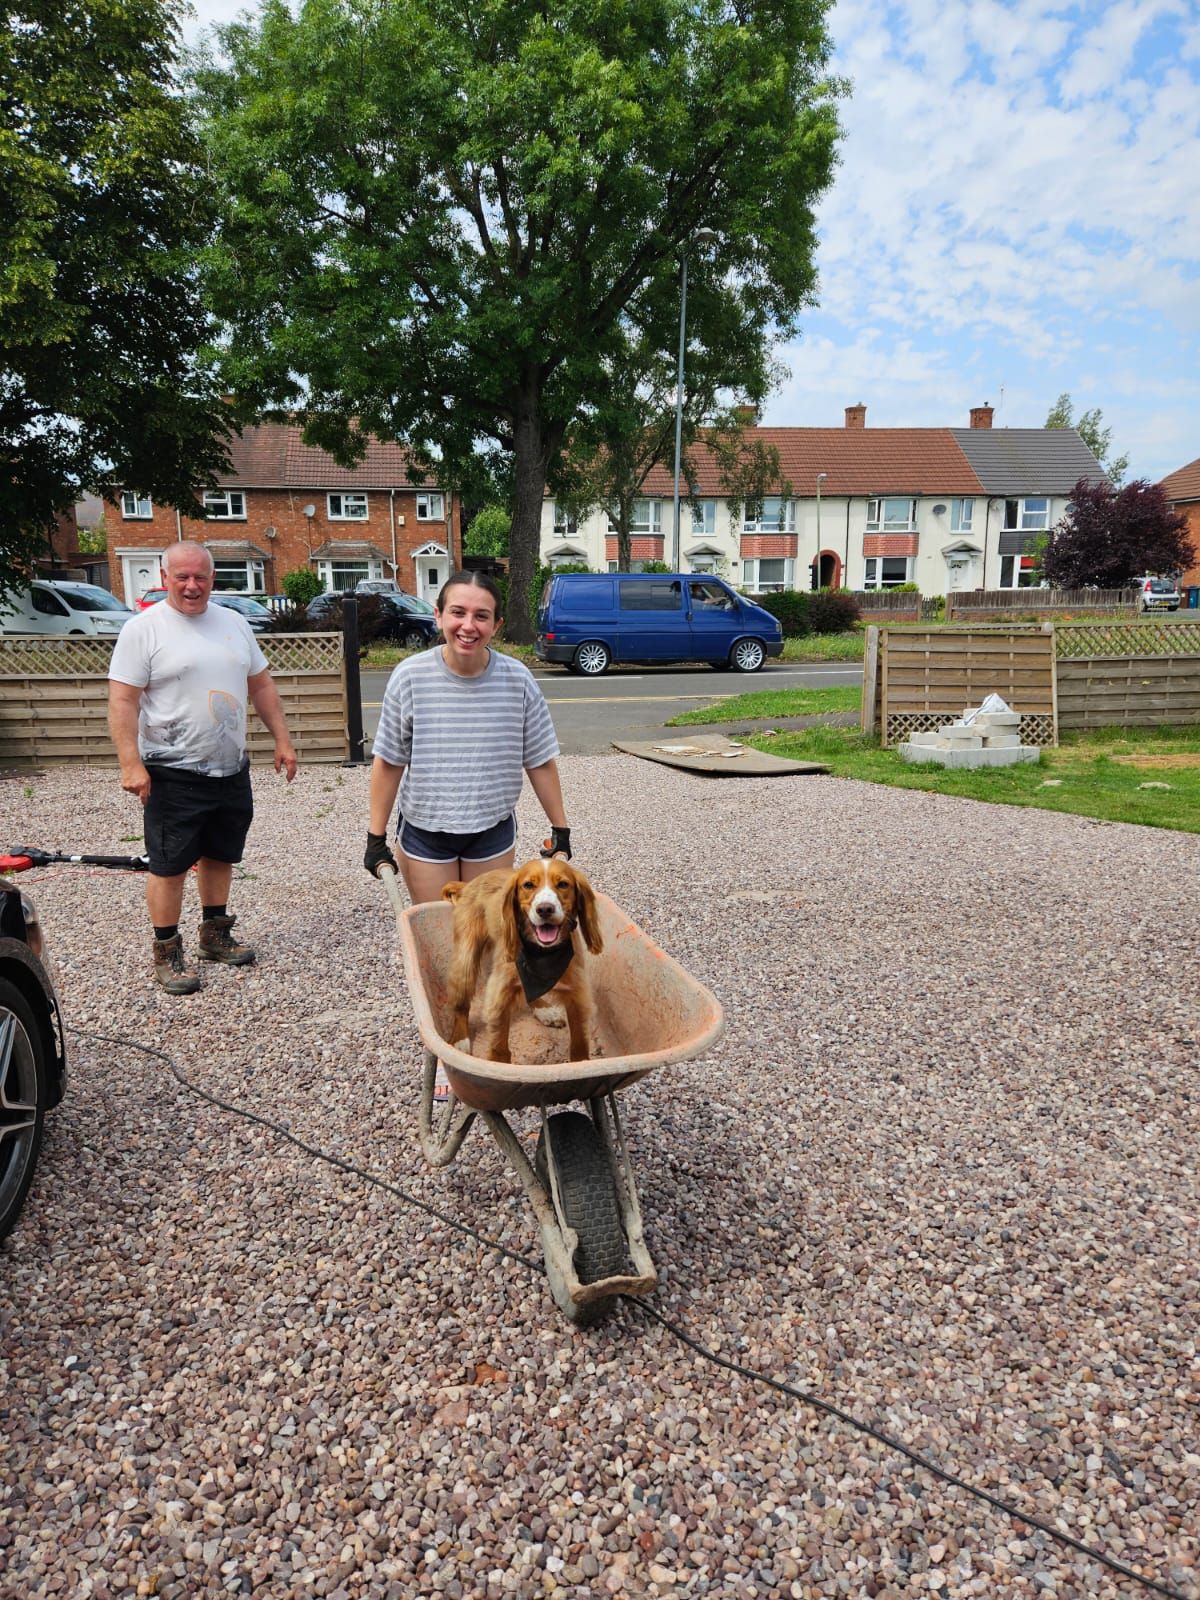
[70,1027,1192,1600]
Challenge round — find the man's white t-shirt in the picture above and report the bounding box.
[109,603,268,777]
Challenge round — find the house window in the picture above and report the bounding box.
[202,490,246,520]
[416,492,444,521]
[212,560,265,593]
[552,504,578,535]
[328,492,368,521]
[608,500,662,535]
[121,492,153,519]
[691,500,716,535]
[317,559,383,591]
[743,557,791,592]
[866,498,916,532]
[864,556,912,589]
[1003,497,1049,532]
[999,554,1040,589]
[950,498,973,532]
[743,497,794,533]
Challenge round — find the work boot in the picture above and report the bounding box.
[153,934,201,995]
[197,912,256,966]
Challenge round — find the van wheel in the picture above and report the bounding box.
[730,637,766,672]
[573,641,611,676]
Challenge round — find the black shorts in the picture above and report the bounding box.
[144,762,254,877]
[397,811,516,865]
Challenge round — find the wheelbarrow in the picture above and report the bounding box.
[379,869,725,1326]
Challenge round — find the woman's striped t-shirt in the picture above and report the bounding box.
[372,648,560,831]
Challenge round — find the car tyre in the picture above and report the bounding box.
[402,627,429,650]
[729,637,766,672]
[573,641,611,676]
[0,977,49,1242]
[535,1111,625,1327]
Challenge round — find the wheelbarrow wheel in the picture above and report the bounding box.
[535,1111,625,1327]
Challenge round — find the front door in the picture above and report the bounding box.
[413,545,448,604]
[122,553,162,603]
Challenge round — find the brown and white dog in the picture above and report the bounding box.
[442,858,604,1063]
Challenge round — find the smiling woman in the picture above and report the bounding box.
[364,571,573,904]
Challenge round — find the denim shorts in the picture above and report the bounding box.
[397,811,516,865]
[144,762,254,877]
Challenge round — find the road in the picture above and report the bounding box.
[359,659,862,754]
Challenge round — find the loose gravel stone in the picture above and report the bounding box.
[0,762,1197,1599]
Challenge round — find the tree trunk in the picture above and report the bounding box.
[508,380,556,644]
[617,489,633,571]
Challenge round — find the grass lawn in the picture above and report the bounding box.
[670,685,862,722]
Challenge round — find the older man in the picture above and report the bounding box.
[108,541,298,994]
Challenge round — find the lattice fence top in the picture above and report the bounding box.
[1055,620,1200,659]
[0,629,344,677]
[886,711,1056,749]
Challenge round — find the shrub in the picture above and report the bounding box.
[638,559,672,574]
[465,505,510,558]
[282,566,323,606]
[807,589,861,633]
[752,589,811,637]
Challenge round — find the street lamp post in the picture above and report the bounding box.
[814,471,828,590]
[671,231,718,571]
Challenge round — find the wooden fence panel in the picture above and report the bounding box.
[0,633,350,766]
[870,628,1057,747]
[1057,657,1200,728]
[946,588,1137,621]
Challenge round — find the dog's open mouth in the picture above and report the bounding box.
[530,921,562,946]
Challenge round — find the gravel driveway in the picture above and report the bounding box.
[2,761,1197,1600]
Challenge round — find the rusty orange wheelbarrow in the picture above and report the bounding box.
[380,870,725,1326]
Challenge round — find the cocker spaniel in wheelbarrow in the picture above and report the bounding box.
[442,857,604,1064]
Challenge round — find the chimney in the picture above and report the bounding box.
[732,403,759,426]
[844,403,866,429]
[969,403,994,429]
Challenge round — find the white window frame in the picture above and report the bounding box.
[865,497,917,532]
[212,559,265,593]
[950,497,973,532]
[202,490,246,521]
[742,497,794,534]
[863,556,913,590]
[691,499,717,535]
[1003,497,1049,532]
[317,557,384,592]
[998,553,1040,590]
[416,492,445,521]
[552,504,578,535]
[607,499,662,536]
[120,492,153,519]
[328,492,369,521]
[743,556,792,592]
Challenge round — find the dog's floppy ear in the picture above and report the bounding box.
[572,865,603,954]
[502,868,524,962]
[441,882,464,905]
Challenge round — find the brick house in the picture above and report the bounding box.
[107,421,462,605]
[540,403,1105,594]
[1160,456,1200,592]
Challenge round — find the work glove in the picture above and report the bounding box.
[364,831,398,877]
[540,826,572,861]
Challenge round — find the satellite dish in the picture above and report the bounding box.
[301,504,315,518]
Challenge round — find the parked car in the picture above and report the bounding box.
[0,879,67,1241]
[1134,576,1181,612]
[536,573,783,674]
[210,593,275,632]
[306,591,438,649]
[0,580,135,637]
[136,588,166,609]
[355,579,401,595]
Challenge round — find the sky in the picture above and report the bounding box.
[181,0,1200,484]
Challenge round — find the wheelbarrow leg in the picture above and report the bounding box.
[417,1049,475,1167]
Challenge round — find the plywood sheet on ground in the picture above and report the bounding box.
[611,733,827,776]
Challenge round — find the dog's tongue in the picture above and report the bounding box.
[534,924,559,946]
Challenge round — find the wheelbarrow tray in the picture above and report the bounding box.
[396,890,725,1112]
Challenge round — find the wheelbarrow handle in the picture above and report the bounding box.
[376,862,407,922]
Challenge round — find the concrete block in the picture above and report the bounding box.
[909,731,948,748]
[897,743,1041,769]
[975,711,1021,730]
[982,733,1021,748]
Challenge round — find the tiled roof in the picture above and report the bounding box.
[639,427,981,497]
[219,422,430,490]
[1161,456,1200,502]
[950,428,1106,495]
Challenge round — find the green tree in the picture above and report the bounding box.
[0,0,235,595]
[465,506,511,559]
[191,0,841,638]
[1042,477,1193,588]
[1045,393,1129,486]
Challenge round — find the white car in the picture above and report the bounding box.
[1134,576,1181,612]
[0,579,135,637]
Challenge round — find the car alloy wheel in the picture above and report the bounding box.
[730,637,766,672]
[0,979,48,1241]
[574,641,611,676]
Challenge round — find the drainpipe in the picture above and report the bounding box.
[389,488,398,579]
[844,499,851,588]
[982,499,992,590]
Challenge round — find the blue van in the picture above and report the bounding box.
[535,573,783,675]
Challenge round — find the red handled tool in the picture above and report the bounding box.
[1,846,150,873]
